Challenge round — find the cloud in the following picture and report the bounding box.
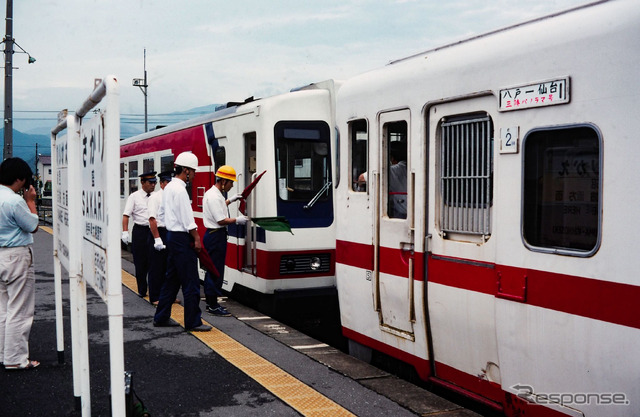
[6,0,589,127]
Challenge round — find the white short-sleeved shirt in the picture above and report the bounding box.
[163,177,197,232]
[147,189,165,228]
[0,185,39,247]
[202,186,228,229]
[123,188,152,226]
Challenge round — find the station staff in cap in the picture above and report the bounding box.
[154,152,210,331]
[147,170,172,305]
[122,170,157,297]
[202,165,249,316]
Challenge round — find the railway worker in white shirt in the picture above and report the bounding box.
[202,165,248,317]
[153,152,210,331]
[0,158,40,370]
[147,170,172,305]
[122,171,157,298]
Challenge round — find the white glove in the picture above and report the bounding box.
[154,237,166,251]
[228,193,243,203]
[121,231,130,244]
[236,215,249,226]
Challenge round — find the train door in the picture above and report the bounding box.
[243,132,257,275]
[426,97,502,403]
[374,109,415,338]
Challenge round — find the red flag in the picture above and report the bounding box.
[239,170,266,215]
[190,241,220,278]
[197,247,220,278]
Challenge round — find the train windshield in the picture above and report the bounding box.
[274,121,333,227]
[275,121,331,203]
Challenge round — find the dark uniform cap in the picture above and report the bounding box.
[158,170,173,182]
[139,171,157,182]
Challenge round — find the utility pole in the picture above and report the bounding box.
[2,0,35,160]
[132,49,148,132]
[3,0,13,158]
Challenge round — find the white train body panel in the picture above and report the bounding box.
[335,1,640,416]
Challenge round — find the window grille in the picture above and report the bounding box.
[440,115,493,237]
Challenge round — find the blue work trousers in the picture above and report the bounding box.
[202,228,227,308]
[131,224,150,297]
[154,231,202,329]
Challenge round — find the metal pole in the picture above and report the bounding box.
[3,0,13,159]
[144,48,147,132]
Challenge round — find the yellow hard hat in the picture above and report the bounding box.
[215,165,237,182]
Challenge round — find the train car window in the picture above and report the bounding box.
[120,162,125,198]
[274,121,332,202]
[350,119,368,192]
[143,157,154,175]
[160,155,174,173]
[214,146,226,172]
[128,160,138,193]
[439,114,493,238]
[384,121,407,218]
[523,126,600,255]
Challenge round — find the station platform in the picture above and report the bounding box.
[0,229,481,417]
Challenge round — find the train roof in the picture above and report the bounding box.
[387,0,610,66]
[120,80,339,145]
[337,0,636,107]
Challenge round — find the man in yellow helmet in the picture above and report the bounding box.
[202,165,249,316]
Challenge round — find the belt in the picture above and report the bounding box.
[207,228,226,234]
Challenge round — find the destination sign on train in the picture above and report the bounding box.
[499,77,569,111]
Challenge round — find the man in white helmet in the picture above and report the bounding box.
[153,152,210,331]
[202,165,249,316]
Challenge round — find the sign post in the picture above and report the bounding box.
[51,75,125,416]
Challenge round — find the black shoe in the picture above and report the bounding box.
[206,305,231,316]
[187,324,212,332]
[153,320,179,327]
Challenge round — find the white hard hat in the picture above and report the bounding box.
[175,152,198,170]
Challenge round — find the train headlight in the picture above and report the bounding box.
[310,257,321,271]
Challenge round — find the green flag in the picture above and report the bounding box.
[251,216,293,234]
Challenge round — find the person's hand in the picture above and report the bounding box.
[228,193,243,203]
[236,215,249,226]
[24,185,37,202]
[154,237,165,251]
[193,238,202,253]
[121,231,130,244]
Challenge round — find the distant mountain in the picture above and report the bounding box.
[16,104,222,139]
[171,103,219,115]
[2,104,223,167]
[0,129,51,170]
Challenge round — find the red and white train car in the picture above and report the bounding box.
[335,1,639,416]
[120,80,339,303]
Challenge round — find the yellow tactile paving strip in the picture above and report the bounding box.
[120,269,355,417]
[41,225,355,416]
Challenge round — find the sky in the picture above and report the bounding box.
[8,0,590,136]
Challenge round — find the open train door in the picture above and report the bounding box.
[242,132,258,275]
[373,109,416,340]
